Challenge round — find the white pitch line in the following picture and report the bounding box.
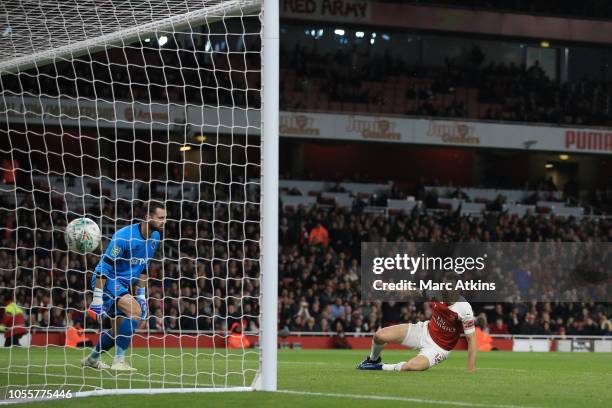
[0,387,543,408]
[278,390,543,408]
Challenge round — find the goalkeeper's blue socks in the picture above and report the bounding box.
[115,318,138,360]
[90,329,114,360]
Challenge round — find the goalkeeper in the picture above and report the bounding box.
[82,201,166,371]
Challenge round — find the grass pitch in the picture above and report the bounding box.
[1,347,611,407]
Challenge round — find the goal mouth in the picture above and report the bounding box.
[0,0,278,396]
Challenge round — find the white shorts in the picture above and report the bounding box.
[401,321,450,367]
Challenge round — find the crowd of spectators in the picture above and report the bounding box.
[469,60,611,126]
[281,41,612,127]
[277,203,612,337]
[1,177,611,340]
[0,180,261,335]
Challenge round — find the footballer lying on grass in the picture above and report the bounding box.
[357,290,477,372]
[82,201,166,371]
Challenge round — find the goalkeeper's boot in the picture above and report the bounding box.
[356,356,382,370]
[111,359,137,372]
[81,356,110,370]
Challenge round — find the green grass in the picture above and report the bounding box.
[1,347,611,407]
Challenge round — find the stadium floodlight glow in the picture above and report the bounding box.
[371,32,376,38]
[545,163,554,169]
[382,34,390,40]
[317,29,324,36]
[559,154,569,160]
[0,0,279,396]
[355,31,365,38]
[313,30,323,39]
[334,28,345,36]
[144,38,151,43]
[370,38,375,45]
[540,40,550,48]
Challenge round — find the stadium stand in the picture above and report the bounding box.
[1,177,610,339]
[280,45,612,127]
[6,20,612,129]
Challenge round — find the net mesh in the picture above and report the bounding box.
[0,0,263,394]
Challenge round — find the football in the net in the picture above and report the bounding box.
[64,218,101,253]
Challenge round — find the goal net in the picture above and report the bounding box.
[0,0,278,397]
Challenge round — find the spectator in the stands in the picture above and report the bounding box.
[330,298,346,320]
[1,298,27,347]
[149,309,165,332]
[320,318,330,333]
[303,317,319,332]
[309,222,330,246]
[601,319,612,335]
[520,313,541,335]
[489,318,510,335]
[507,309,521,334]
[582,317,601,335]
[331,319,352,349]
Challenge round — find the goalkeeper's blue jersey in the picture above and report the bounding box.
[94,223,160,287]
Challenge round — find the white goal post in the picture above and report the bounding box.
[0,0,278,397]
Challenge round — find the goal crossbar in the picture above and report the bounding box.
[0,0,261,73]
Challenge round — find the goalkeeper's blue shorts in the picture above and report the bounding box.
[90,274,130,318]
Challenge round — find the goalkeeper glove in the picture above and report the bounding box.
[87,288,105,319]
[136,287,147,320]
